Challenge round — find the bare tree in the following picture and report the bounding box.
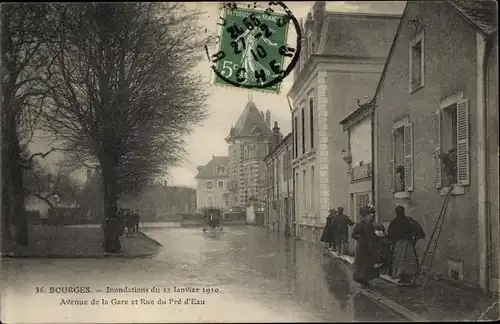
[43,3,209,250]
[1,4,57,244]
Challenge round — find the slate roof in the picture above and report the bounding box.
[195,156,229,179]
[320,12,401,59]
[226,101,273,142]
[448,0,498,35]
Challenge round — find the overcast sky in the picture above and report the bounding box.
[29,1,406,189]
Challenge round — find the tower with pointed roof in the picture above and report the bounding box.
[225,98,274,207]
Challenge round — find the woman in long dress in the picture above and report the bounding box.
[387,205,425,284]
[105,214,123,253]
[320,209,336,250]
[351,205,379,288]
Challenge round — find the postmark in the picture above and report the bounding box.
[205,1,302,94]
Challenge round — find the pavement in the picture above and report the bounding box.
[1,225,162,258]
[327,248,500,321]
[1,223,405,323]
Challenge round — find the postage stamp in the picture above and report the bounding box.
[207,1,302,94]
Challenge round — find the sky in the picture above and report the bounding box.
[29,1,406,189]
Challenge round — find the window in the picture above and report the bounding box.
[435,96,469,189]
[409,31,424,92]
[207,196,213,206]
[390,119,413,193]
[302,170,307,214]
[355,193,371,221]
[224,196,228,206]
[310,166,315,215]
[218,180,224,189]
[282,153,287,181]
[206,181,213,189]
[216,165,225,175]
[244,147,248,159]
[294,116,298,158]
[301,107,306,155]
[309,97,315,149]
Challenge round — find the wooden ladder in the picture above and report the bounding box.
[417,184,454,289]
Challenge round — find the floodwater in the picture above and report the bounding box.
[1,223,403,323]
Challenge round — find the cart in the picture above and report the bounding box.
[203,208,224,232]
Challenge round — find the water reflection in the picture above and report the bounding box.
[322,259,352,311]
[2,226,402,322]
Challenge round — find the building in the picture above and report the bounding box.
[225,99,274,208]
[195,155,229,211]
[373,1,498,292]
[339,103,375,254]
[264,122,293,235]
[119,185,196,220]
[287,1,400,242]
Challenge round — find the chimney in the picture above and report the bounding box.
[265,109,271,127]
[313,1,326,39]
[271,121,280,151]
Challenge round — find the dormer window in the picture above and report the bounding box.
[216,165,225,175]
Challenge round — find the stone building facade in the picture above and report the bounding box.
[288,1,400,242]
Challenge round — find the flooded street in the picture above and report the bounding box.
[1,224,403,322]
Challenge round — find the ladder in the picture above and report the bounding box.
[417,184,454,289]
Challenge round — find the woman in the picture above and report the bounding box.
[351,205,379,288]
[105,213,123,253]
[387,205,425,284]
[320,209,336,250]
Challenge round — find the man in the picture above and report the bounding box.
[331,207,355,256]
[133,209,141,233]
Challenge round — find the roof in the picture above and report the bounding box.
[319,12,401,59]
[370,1,497,105]
[263,132,293,162]
[449,0,498,35]
[225,101,273,142]
[339,103,375,131]
[194,156,229,179]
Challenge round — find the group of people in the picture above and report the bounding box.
[320,207,355,256]
[321,204,425,289]
[102,208,142,253]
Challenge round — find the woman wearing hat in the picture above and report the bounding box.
[351,205,379,288]
[320,208,337,250]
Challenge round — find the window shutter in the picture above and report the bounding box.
[434,110,442,189]
[456,99,470,185]
[403,122,414,191]
[390,130,395,193]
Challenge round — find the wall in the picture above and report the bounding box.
[486,39,499,292]
[327,71,380,214]
[349,117,372,166]
[375,1,480,283]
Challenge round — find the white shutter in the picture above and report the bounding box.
[390,130,395,193]
[456,99,470,185]
[403,122,414,191]
[434,110,442,189]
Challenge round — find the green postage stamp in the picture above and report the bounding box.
[212,6,292,94]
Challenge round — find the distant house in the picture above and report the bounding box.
[264,123,293,235]
[287,1,400,242]
[225,99,274,208]
[339,102,374,254]
[373,1,498,292]
[195,156,230,211]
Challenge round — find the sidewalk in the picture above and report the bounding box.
[1,225,162,258]
[327,249,499,321]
